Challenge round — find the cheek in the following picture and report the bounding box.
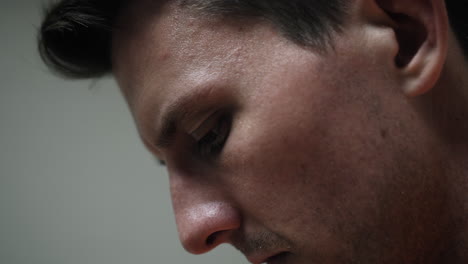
[219,51,436,253]
[224,62,382,223]
[220,71,385,259]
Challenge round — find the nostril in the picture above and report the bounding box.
[206,231,221,246]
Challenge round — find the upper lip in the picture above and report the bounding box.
[246,251,288,264]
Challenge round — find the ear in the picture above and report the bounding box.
[364,0,449,97]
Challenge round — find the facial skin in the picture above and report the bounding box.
[112,0,467,263]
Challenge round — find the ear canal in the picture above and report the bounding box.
[374,0,428,68]
[389,12,428,68]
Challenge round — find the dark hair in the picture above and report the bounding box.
[38,0,468,79]
[38,0,121,78]
[446,0,468,58]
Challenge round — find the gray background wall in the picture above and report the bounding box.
[0,1,247,264]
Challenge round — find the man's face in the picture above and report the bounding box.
[113,2,449,263]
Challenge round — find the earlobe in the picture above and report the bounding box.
[375,0,449,97]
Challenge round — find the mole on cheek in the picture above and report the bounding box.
[160,52,171,61]
[380,128,389,140]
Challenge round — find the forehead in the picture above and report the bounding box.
[113,2,277,103]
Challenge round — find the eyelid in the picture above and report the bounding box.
[190,111,223,141]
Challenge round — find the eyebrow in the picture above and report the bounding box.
[155,97,190,149]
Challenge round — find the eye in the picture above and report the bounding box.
[192,112,231,159]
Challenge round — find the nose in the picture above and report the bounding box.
[175,201,241,254]
[170,172,241,254]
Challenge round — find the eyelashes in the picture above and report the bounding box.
[191,111,231,159]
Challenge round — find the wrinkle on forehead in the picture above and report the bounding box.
[112,0,285,107]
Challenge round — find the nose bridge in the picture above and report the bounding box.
[170,173,241,254]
